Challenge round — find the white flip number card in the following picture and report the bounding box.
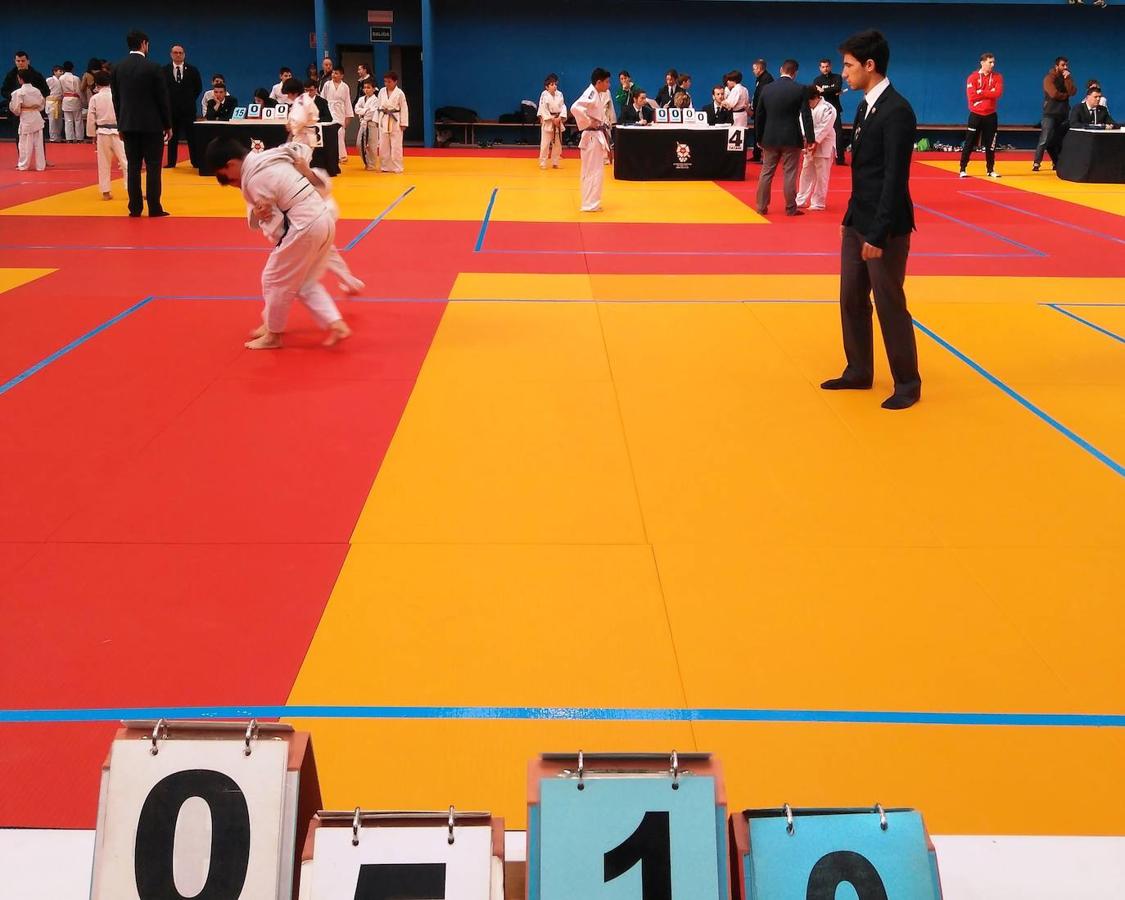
[277,103,290,117]
[301,809,504,899]
[727,128,745,152]
[262,106,278,120]
[655,108,669,123]
[668,108,683,124]
[91,720,321,900]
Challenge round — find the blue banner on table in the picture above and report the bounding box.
[528,752,729,900]
[190,121,341,177]
[613,126,747,181]
[731,806,942,900]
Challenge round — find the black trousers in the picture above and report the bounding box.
[838,227,921,396]
[959,112,998,172]
[122,130,165,215]
[166,113,195,167]
[831,105,845,163]
[1034,113,1067,166]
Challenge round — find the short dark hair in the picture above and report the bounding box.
[665,68,678,79]
[126,30,148,51]
[253,87,270,100]
[211,73,225,81]
[304,78,319,90]
[544,72,558,87]
[781,59,799,75]
[213,82,227,92]
[807,84,821,101]
[819,58,831,66]
[1087,85,1102,96]
[980,52,995,63]
[725,70,742,84]
[677,74,691,86]
[94,70,111,87]
[384,70,399,82]
[62,60,74,72]
[618,70,630,78]
[713,84,725,92]
[1055,56,1068,66]
[591,67,611,84]
[753,59,767,69]
[358,63,368,73]
[363,80,375,90]
[634,88,647,98]
[14,51,29,59]
[331,66,342,74]
[280,66,291,75]
[205,137,247,173]
[282,76,303,94]
[839,30,890,76]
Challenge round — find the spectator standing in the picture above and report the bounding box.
[655,69,678,108]
[1034,56,1075,171]
[164,44,203,168]
[750,59,774,161]
[2,51,49,101]
[959,52,1004,178]
[814,58,847,164]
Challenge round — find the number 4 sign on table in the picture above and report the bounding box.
[527,751,729,900]
[731,805,944,899]
[90,719,322,900]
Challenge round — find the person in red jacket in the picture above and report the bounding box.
[959,52,1004,178]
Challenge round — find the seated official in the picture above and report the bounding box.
[1069,86,1116,127]
[675,73,692,107]
[253,87,278,108]
[655,69,678,108]
[204,83,236,120]
[706,85,733,125]
[620,89,655,125]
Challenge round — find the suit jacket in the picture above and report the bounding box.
[655,85,676,108]
[2,65,50,100]
[814,73,844,112]
[706,102,733,126]
[111,51,171,133]
[204,95,237,120]
[754,76,814,148]
[163,62,203,118]
[843,84,916,247]
[619,103,655,125]
[752,71,774,111]
[1069,102,1116,127]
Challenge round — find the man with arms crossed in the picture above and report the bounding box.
[959,52,1003,179]
[822,30,921,410]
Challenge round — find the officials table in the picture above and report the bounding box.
[1056,127,1125,183]
[189,120,341,177]
[613,124,747,181]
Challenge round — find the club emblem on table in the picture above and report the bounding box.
[250,139,265,153]
[676,142,692,164]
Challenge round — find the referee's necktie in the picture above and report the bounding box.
[176,66,182,83]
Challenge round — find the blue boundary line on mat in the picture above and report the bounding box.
[1,705,1123,727]
[479,248,1027,259]
[961,190,1125,246]
[0,296,155,397]
[474,186,498,252]
[1044,303,1125,344]
[912,202,1047,257]
[914,317,1125,477]
[342,185,416,251]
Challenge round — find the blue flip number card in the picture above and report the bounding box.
[735,807,942,900]
[528,753,728,900]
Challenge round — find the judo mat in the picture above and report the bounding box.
[0,145,1123,837]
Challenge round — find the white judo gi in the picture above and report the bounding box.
[46,74,63,142]
[86,88,128,194]
[375,85,409,173]
[240,146,344,334]
[58,70,83,141]
[537,88,567,168]
[796,101,837,211]
[353,93,380,169]
[570,83,612,212]
[285,92,321,148]
[320,79,353,162]
[723,82,750,130]
[9,84,46,171]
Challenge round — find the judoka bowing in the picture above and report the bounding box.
[570,67,613,212]
[206,138,351,349]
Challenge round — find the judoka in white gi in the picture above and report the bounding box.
[722,70,751,130]
[58,62,83,142]
[9,75,46,172]
[46,65,64,143]
[795,87,837,211]
[537,74,567,169]
[206,138,351,350]
[375,72,409,173]
[283,79,321,149]
[85,71,127,199]
[319,68,353,163]
[353,80,380,170]
[270,68,292,103]
[570,68,613,212]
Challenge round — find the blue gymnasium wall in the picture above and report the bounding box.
[431,0,1122,127]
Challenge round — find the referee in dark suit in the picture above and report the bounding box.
[163,44,202,168]
[822,30,921,410]
[111,30,172,217]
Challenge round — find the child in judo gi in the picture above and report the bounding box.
[570,67,613,212]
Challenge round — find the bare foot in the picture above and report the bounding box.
[339,278,365,296]
[248,323,268,338]
[323,319,352,346]
[245,332,282,350]
[102,192,112,200]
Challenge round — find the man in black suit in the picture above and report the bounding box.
[655,69,678,109]
[619,89,655,125]
[822,30,921,410]
[750,59,774,162]
[112,30,172,217]
[203,83,236,120]
[706,85,733,126]
[2,50,50,100]
[754,60,815,216]
[163,44,202,168]
[814,58,847,164]
[1069,86,1116,127]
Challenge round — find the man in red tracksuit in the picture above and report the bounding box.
[959,52,1004,178]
